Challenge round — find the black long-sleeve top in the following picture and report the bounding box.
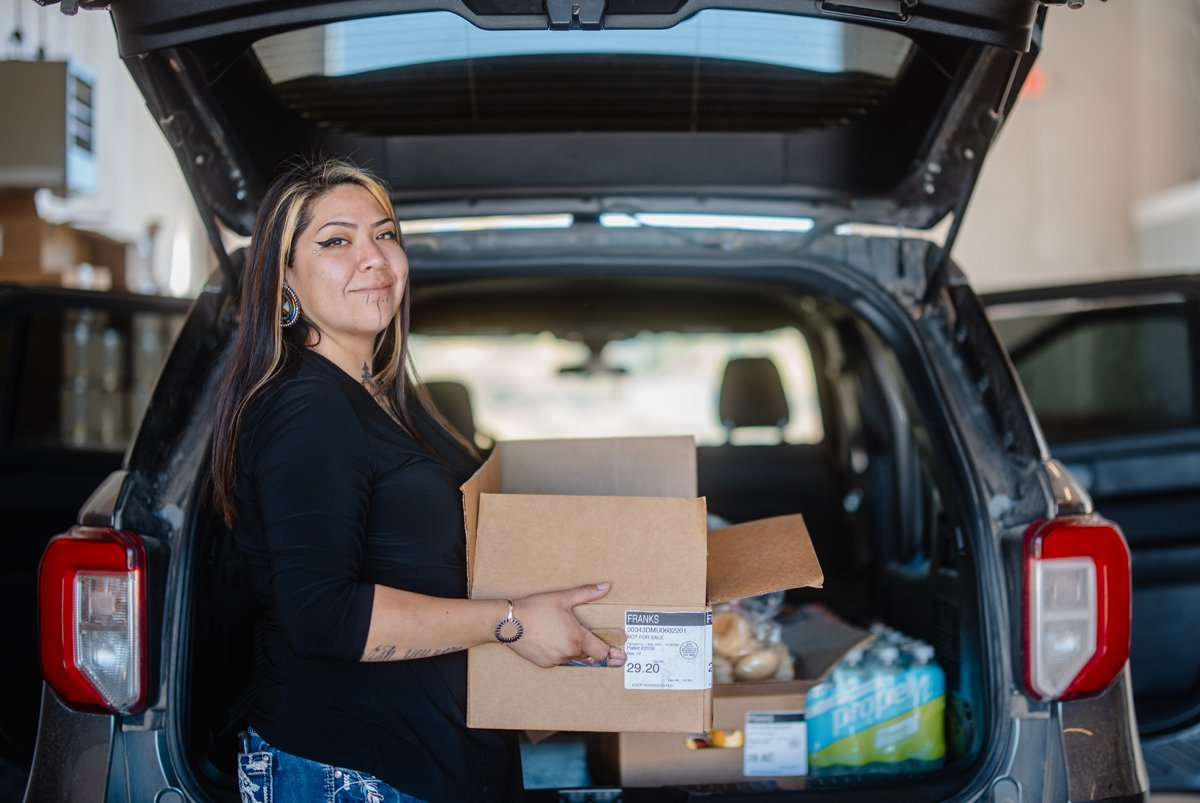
[232,348,520,802]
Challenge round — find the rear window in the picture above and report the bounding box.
[251,9,912,135]
[256,10,910,80]
[409,326,823,448]
[993,304,1196,443]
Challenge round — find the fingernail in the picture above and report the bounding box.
[596,582,610,591]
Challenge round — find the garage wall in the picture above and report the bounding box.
[956,2,1200,290]
[0,0,204,295]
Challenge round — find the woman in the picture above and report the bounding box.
[210,158,625,802]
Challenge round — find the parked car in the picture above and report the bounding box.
[986,273,1200,794]
[0,284,187,800]
[25,1,1146,801]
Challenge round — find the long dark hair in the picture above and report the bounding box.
[210,157,476,526]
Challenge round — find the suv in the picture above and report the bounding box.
[25,2,1147,802]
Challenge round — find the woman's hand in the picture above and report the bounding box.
[507,583,628,669]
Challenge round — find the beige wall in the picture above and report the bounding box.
[1133,3,1200,199]
[957,2,1200,290]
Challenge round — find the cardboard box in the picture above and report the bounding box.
[593,613,872,788]
[461,436,824,733]
[0,192,125,286]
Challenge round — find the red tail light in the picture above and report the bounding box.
[1023,515,1131,701]
[38,526,148,715]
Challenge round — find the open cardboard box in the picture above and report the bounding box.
[461,436,824,733]
[591,612,873,788]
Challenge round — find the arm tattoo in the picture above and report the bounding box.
[364,645,463,662]
[401,646,463,660]
[363,645,397,662]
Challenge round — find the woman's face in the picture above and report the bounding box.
[284,183,407,348]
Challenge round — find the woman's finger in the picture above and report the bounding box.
[560,582,611,608]
[579,629,612,663]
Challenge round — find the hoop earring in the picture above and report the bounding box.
[281,283,300,328]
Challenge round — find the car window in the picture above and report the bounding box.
[255,10,910,81]
[993,306,1195,443]
[250,9,912,136]
[8,306,185,452]
[409,326,823,447]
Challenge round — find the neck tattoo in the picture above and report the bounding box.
[361,362,373,384]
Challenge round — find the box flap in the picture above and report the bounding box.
[706,514,824,605]
[461,450,503,595]
[471,493,708,606]
[498,436,696,498]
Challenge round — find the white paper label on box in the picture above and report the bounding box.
[623,610,712,691]
[743,712,808,777]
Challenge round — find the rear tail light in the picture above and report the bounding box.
[1023,515,1131,701]
[38,527,148,715]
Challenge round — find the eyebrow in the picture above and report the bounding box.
[316,217,394,232]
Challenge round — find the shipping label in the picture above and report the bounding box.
[743,711,808,777]
[623,610,712,690]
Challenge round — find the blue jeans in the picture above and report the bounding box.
[238,727,427,803]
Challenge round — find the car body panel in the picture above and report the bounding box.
[986,273,1200,793]
[22,687,113,803]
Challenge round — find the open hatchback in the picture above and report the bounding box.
[24,1,1147,802]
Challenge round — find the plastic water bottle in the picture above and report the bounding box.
[895,635,919,670]
[830,648,870,773]
[808,633,947,777]
[905,643,946,771]
[806,648,869,775]
[806,651,869,777]
[867,645,904,772]
[804,679,836,777]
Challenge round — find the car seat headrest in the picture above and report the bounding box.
[422,381,477,445]
[718,357,790,430]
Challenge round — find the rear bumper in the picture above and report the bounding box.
[1060,668,1149,803]
[23,686,112,803]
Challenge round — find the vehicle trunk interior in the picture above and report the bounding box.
[181,273,991,799]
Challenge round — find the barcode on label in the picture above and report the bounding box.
[744,711,807,777]
[623,610,712,691]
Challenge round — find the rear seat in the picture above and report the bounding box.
[422,380,483,449]
[697,357,838,538]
